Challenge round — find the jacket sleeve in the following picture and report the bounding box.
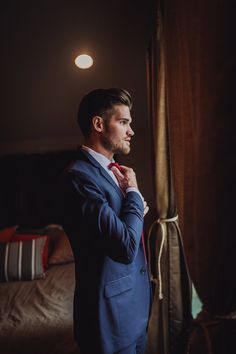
[63,170,144,264]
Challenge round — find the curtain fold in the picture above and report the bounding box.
[146,8,192,354]
[147,0,236,353]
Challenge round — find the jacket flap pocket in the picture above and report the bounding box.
[105,275,133,298]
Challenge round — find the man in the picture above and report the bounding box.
[60,88,151,354]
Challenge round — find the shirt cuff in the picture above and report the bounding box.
[126,187,144,201]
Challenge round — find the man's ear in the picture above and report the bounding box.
[92,116,104,132]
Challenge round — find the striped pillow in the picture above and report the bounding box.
[11,234,49,270]
[0,236,49,282]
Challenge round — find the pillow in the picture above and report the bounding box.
[0,225,18,242]
[46,225,74,265]
[0,236,49,282]
[11,234,49,270]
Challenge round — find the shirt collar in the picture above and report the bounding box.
[82,145,114,171]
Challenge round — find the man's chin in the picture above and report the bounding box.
[119,147,131,155]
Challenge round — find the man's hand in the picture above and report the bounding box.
[111,165,149,217]
[143,199,149,217]
[110,165,138,191]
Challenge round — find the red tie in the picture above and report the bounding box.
[108,162,147,263]
[108,162,123,171]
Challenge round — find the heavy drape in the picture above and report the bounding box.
[146,7,192,354]
[147,0,236,353]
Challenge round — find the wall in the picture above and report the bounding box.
[0,0,155,216]
[0,0,156,212]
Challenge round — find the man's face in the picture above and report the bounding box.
[101,104,134,155]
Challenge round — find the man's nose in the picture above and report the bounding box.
[128,126,134,136]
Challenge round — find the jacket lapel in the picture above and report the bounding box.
[78,148,124,199]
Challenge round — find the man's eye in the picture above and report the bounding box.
[120,120,127,125]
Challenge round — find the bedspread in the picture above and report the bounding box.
[0,263,79,354]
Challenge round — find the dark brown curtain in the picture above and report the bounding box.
[147,0,236,353]
[146,6,192,354]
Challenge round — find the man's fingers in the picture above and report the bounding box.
[144,205,149,216]
[111,165,138,190]
[143,200,149,216]
[110,166,124,179]
[118,165,129,171]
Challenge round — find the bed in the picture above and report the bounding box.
[0,151,81,354]
[0,224,80,354]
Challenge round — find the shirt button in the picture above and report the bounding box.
[140,267,147,275]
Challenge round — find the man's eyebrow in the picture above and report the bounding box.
[118,117,132,122]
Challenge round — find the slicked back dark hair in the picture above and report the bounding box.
[77,88,132,137]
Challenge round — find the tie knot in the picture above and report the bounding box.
[108,162,123,172]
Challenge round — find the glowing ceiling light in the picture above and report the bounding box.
[75,54,93,69]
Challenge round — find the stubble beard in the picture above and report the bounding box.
[101,119,131,155]
[101,135,130,155]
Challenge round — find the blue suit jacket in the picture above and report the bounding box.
[60,149,151,354]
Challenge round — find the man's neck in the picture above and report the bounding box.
[84,140,113,160]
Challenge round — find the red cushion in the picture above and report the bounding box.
[0,226,17,242]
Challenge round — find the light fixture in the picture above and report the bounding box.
[74,54,93,69]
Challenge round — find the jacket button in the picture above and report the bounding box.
[140,267,147,275]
